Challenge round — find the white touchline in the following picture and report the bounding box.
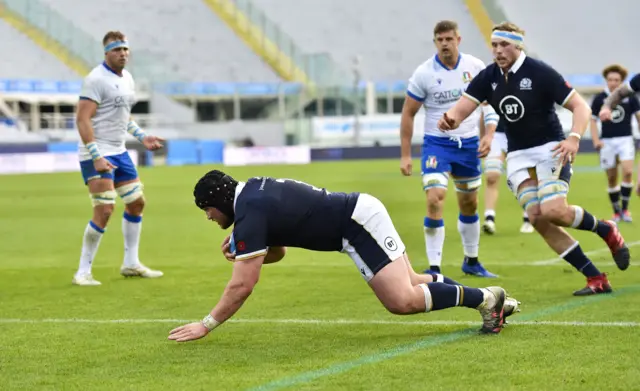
[0,318,639,327]
[530,240,640,266]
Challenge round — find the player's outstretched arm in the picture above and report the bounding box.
[168,255,265,342]
[128,116,165,151]
[439,96,480,131]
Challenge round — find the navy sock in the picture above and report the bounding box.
[563,243,601,277]
[430,265,441,273]
[608,188,622,214]
[432,273,461,285]
[465,256,479,266]
[426,282,483,310]
[573,207,611,239]
[621,183,632,211]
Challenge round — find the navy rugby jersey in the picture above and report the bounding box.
[591,91,639,138]
[464,52,573,152]
[231,177,359,261]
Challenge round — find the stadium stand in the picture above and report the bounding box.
[38,0,282,82]
[250,0,491,81]
[496,0,640,74]
[0,18,78,79]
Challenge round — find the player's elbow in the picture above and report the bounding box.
[228,280,256,298]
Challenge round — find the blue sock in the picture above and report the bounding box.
[426,282,483,310]
[572,206,611,239]
[562,243,601,277]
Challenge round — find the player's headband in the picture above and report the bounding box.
[104,40,129,53]
[491,30,524,48]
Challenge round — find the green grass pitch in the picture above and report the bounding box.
[1,153,638,390]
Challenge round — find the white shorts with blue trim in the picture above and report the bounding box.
[505,141,572,194]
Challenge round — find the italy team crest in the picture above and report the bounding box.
[426,155,438,169]
[462,71,472,83]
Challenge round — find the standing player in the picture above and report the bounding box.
[400,20,498,278]
[436,22,630,296]
[482,119,534,234]
[591,64,639,222]
[167,170,521,342]
[73,31,164,286]
[599,69,640,203]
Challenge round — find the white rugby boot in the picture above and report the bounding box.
[477,286,506,334]
[120,263,164,278]
[72,273,102,286]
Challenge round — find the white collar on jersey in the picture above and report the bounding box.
[500,51,527,75]
[233,181,246,213]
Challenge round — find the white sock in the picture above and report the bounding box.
[122,212,142,268]
[76,221,104,276]
[424,218,445,267]
[457,214,480,258]
[484,209,496,219]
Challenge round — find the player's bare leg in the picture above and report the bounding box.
[619,159,634,222]
[422,186,447,273]
[518,179,618,295]
[482,155,503,234]
[73,178,116,286]
[116,179,163,279]
[455,177,497,277]
[606,165,622,222]
[370,255,509,333]
[483,170,501,234]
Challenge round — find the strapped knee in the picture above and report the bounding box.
[538,179,569,204]
[454,176,482,193]
[116,182,144,204]
[517,186,539,211]
[422,173,448,191]
[484,158,504,174]
[90,190,117,206]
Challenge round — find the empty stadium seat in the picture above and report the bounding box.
[39,0,282,82]
[251,0,491,81]
[0,19,79,79]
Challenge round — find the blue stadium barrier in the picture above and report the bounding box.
[0,143,48,154]
[165,139,199,166]
[198,140,225,164]
[47,141,77,152]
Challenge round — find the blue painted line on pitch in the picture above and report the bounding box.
[247,285,640,391]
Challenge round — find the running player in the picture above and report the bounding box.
[436,22,630,296]
[596,66,640,215]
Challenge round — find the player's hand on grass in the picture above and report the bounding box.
[477,136,493,158]
[221,235,235,262]
[552,137,579,164]
[599,106,613,122]
[93,157,117,173]
[142,135,165,151]
[592,139,604,151]
[400,156,412,176]
[168,322,209,342]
